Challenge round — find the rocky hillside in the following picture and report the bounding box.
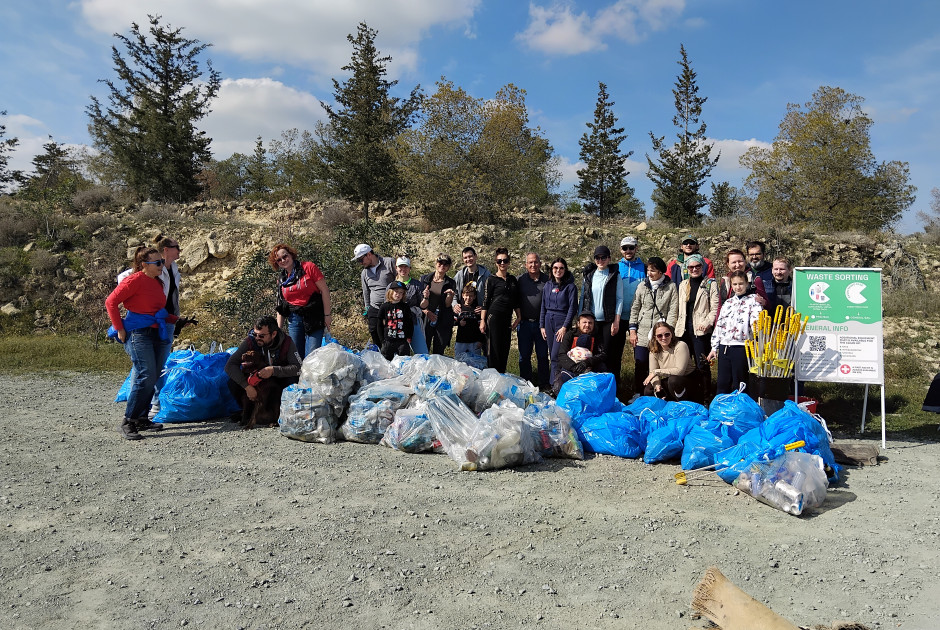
[1,198,938,358]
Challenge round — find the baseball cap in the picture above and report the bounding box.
[387,280,406,291]
[620,236,638,247]
[396,256,411,267]
[593,245,611,259]
[351,243,372,261]
[681,235,698,245]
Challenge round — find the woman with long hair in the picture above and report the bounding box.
[643,321,701,402]
[419,253,457,354]
[271,243,332,358]
[540,257,578,383]
[628,256,678,395]
[106,247,180,440]
[480,248,521,372]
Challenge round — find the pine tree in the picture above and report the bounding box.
[0,110,22,194]
[576,82,638,222]
[86,15,221,202]
[18,137,88,205]
[646,45,718,226]
[320,22,420,224]
[245,136,271,199]
[708,181,740,218]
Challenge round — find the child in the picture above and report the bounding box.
[707,270,762,395]
[454,284,485,360]
[377,281,413,361]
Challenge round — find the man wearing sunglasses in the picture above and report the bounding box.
[613,236,645,391]
[666,235,715,283]
[353,243,397,346]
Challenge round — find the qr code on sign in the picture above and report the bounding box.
[808,336,826,352]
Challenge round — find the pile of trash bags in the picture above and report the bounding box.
[276,344,583,471]
[555,373,839,514]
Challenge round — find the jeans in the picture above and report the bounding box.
[124,328,171,420]
[287,312,324,358]
[517,320,549,387]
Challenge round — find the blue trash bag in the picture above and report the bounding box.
[114,348,193,402]
[707,387,765,442]
[155,351,240,422]
[680,421,737,470]
[556,373,620,420]
[573,410,644,459]
[623,395,667,417]
[643,401,708,464]
[732,400,841,482]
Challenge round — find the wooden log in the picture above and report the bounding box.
[691,566,799,630]
[830,443,880,466]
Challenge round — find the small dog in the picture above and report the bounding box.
[239,350,277,429]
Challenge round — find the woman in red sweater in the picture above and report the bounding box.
[106,248,179,440]
[271,243,332,357]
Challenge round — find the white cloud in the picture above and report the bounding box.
[517,0,685,56]
[709,138,771,173]
[201,78,328,158]
[78,0,480,77]
[3,114,50,175]
[556,154,647,188]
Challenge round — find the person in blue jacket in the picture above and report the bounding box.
[612,235,645,392]
[540,257,578,384]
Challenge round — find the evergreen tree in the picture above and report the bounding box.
[646,45,719,226]
[740,86,914,231]
[18,137,89,205]
[708,181,741,218]
[916,187,940,237]
[0,110,22,194]
[576,82,637,222]
[320,22,420,224]
[245,136,271,199]
[86,15,221,202]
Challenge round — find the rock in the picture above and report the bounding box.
[180,240,210,272]
[636,222,648,231]
[127,237,143,248]
[63,268,79,279]
[1,303,21,316]
[23,242,35,253]
[207,238,230,259]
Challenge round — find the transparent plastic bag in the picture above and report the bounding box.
[278,383,338,443]
[455,351,489,370]
[413,355,475,400]
[380,403,442,453]
[522,397,584,460]
[299,343,361,418]
[733,451,829,516]
[358,349,397,384]
[343,378,413,443]
[462,401,540,471]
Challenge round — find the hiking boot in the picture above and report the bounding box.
[119,418,143,441]
[135,417,164,432]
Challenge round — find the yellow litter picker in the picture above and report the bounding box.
[745,305,808,379]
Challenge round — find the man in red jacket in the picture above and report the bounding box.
[666,235,715,284]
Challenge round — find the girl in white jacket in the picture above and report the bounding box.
[707,270,762,394]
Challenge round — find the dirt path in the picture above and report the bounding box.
[1,373,938,629]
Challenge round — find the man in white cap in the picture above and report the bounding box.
[611,235,645,392]
[353,243,396,346]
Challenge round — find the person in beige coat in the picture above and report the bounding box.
[642,322,702,402]
[675,253,719,394]
[628,257,679,395]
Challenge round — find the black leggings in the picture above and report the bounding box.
[485,312,513,373]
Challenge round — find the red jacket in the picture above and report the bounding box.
[105,272,179,331]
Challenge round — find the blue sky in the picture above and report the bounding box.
[1,0,937,233]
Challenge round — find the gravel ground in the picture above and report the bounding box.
[1,372,939,630]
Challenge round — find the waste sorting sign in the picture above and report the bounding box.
[793,267,883,385]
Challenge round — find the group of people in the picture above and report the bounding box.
[105,233,796,440]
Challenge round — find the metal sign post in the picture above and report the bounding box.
[793,267,886,449]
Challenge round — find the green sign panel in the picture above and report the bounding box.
[792,267,884,385]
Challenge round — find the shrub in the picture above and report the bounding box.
[72,186,114,213]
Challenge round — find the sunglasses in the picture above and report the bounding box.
[687,264,703,270]
[655,332,672,339]
[276,254,291,263]
[496,258,510,265]
[682,241,697,246]
[144,259,165,266]
[552,265,566,271]
[621,245,636,250]
[594,255,610,261]
[437,260,451,266]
